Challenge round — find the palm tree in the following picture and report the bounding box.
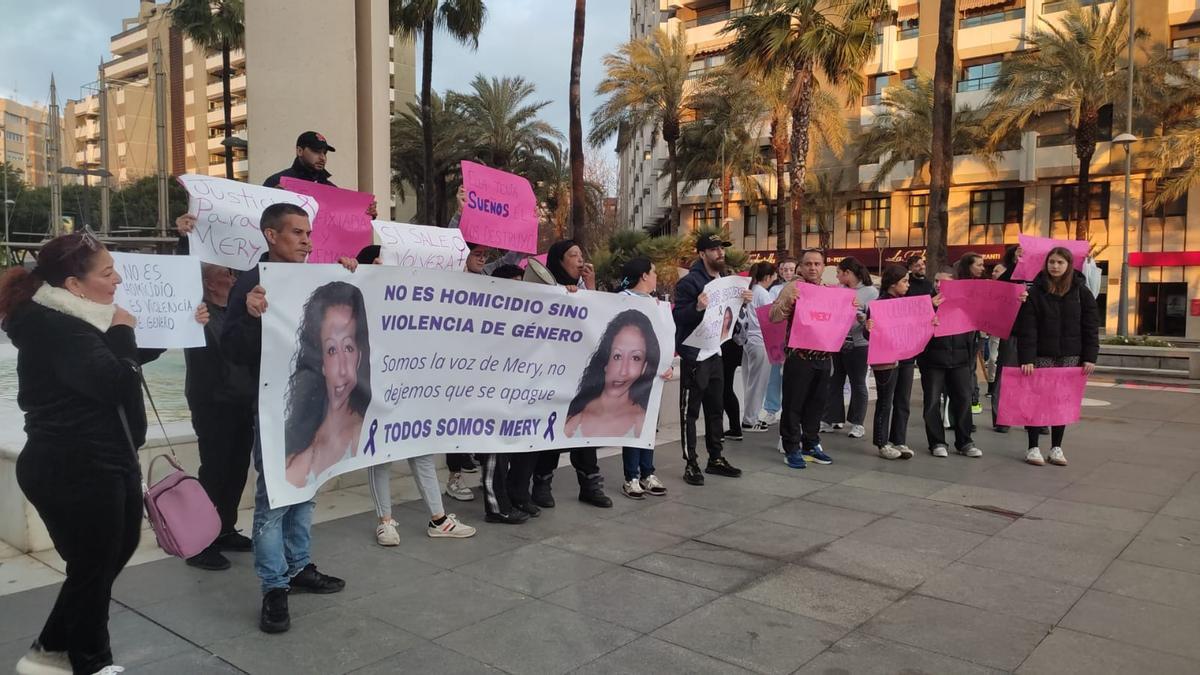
[857,72,999,188]
[590,27,692,232]
[804,169,847,250]
[725,0,888,257]
[391,92,473,226]
[169,0,244,180]
[926,0,955,274]
[532,144,606,242]
[452,75,563,171]
[986,0,1142,241]
[569,0,587,247]
[391,0,486,226]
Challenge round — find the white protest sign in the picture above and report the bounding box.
[177,174,319,271]
[372,220,470,271]
[257,265,675,507]
[111,252,204,349]
[683,275,751,360]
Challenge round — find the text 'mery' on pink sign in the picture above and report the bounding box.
[786,283,858,353]
[459,160,539,254]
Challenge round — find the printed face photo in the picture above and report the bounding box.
[564,309,660,440]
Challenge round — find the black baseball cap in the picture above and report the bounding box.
[696,233,732,251]
[296,131,336,152]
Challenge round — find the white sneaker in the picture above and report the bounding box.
[375,518,400,547]
[878,444,902,460]
[445,474,475,501]
[847,424,865,439]
[896,445,914,460]
[931,445,949,458]
[1026,447,1045,466]
[819,421,835,433]
[15,645,71,675]
[958,445,983,458]
[778,438,785,454]
[743,421,770,433]
[640,474,667,496]
[91,668,125,675]
[760,411,780,425]
[622,479,645,499]
[1047,447,1068,466]
[428,514,476,538]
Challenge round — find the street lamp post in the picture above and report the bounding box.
[1,122,9,244]
[1115,0,1137,337]
[874,229,890,277]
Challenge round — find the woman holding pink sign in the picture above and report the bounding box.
[865,265,918,460]
[1014,247,1099,467]
[739,262,777,435]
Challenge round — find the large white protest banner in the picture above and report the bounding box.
[258,265,675,507]
[111,252,204,349]
[372,220,469,271]
[177,174,319,271]
[682,275,750,360]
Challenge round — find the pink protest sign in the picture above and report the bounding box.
[933,279,1026,339]
[460,161,539,254]
[1012,234,1089,281]
[757,305,787,365]
[867,295,934,365]
[279,178,374,265]
[996,366,1087,426]
[786,283,857,352]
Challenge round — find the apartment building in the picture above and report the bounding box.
[619,0,1200,338]
[0,98,54,188]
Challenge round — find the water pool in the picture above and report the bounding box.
[0,342,193,423]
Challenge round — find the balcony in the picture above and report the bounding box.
[1042,0,1108,14]
[104,50,149,81]
[682,7,748,30]
[205,73,247,99]
[209,158,248,178]
[898,26,919,40]
[109,25,147,55]
[207,102,247,125]
[957,75,997,93]
[1171,44,1200,63]
[960,8,1024,29]
[206,48,246,73]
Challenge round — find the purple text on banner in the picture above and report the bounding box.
[786,283,858,352]
[996,366,1087,426]
[459,161,539,254]
[1012,234,1089,281]
[866,295,934,365]
[756,305,787,365]
[279,178,374,265]
[933,279,1026,339]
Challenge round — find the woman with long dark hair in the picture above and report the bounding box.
[740,261,776,433]
[565,309,661,437]
[283,281,372,487]
[1014,247,1098,466]
[952,252,987,421]
[516,239,612,508]
[2,232,204,675]
[866,265,918,459]
[823,256,878,439]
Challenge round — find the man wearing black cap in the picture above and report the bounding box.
[673,233,747,486]
[265,131,377,218]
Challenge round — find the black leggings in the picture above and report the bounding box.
[1029,426,1065,448]
[17,443,142,674]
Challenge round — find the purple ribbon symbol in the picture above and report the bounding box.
[544,412,557,441]
[364,419,379,456]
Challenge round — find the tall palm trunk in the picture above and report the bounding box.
[568,0,587,248]
[926,0,956,274]
[771,117,788,259]
[1074,106,1099,241]
[434,171,448,228]
[421,16,436,226]
[221,40,233,180]
[721,169,732,227]
[788,65,814,259]
[664,118,681,232]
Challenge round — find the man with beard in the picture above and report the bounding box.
[673,234,749,486]
[264,131,377,218]
[905,253,934,298]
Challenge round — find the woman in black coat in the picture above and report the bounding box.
[1014,246,1099,467]
[0,232,204,675]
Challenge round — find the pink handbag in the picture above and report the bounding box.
[119,374,220,559]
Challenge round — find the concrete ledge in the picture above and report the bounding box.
[1097,345,1200,380]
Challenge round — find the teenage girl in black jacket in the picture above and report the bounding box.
[1014,246,1099,466]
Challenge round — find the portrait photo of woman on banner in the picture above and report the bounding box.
[565,309,661,439]
[284,281,372,487]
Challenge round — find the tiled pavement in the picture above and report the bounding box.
[2,381,1200,674]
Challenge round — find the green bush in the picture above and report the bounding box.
[1100,335,1175,348]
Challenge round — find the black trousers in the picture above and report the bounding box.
[991,338,1016,426]
[920,364,974,451]
[505,453,537,507]
[826,345,870,426]
[479,453,534,515]
[872,363,914,448]
[446,453,474,473]
[679,355,725,463]
[190,401,254,535]
[721,341,743,433]
[513,447,601,502]
[781,355,831,453]
[16,443,142,674]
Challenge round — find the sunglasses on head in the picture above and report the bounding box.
[54,226,102,261]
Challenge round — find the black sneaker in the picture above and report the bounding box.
[531,479,556,508]
[461,458,479,474]
[683,461,705,486]
[288,563,345,594]
[513,501,541,518]
[185,545,230,571]
[485,510,530,524]
[259,588,290,634]
[215,531,253,552]
[723,430,744,442]
[705,456,742,478]
[994,425,1010,433]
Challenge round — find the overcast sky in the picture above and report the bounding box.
[0,0,628,156]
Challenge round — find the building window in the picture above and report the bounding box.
[1140,180,1187,254]
[863,73,892,106]
[907,194,928,246]
[969,188,1023,244]
[1142,179,1187,220]
[847,197,890,231]
[743,208,757,242]
[1051,183,1109,224]
[693,206,721,230]
[958,56,1002,92]
[688,53,726,79]
[960,3,1025,29]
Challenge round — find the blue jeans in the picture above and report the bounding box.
[621,447,655,481]
[763,364,783,414]
[252,432,315,593]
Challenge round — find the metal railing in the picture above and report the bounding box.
[960,8,1025,29]
[1043,0,1108,14]
[899,26,919,40]
[956,75,998,92]
[862,93,883,106]
[682,7,750,29]
[1170,44,1200,62]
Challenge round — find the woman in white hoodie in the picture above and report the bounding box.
[740,262,777,434]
